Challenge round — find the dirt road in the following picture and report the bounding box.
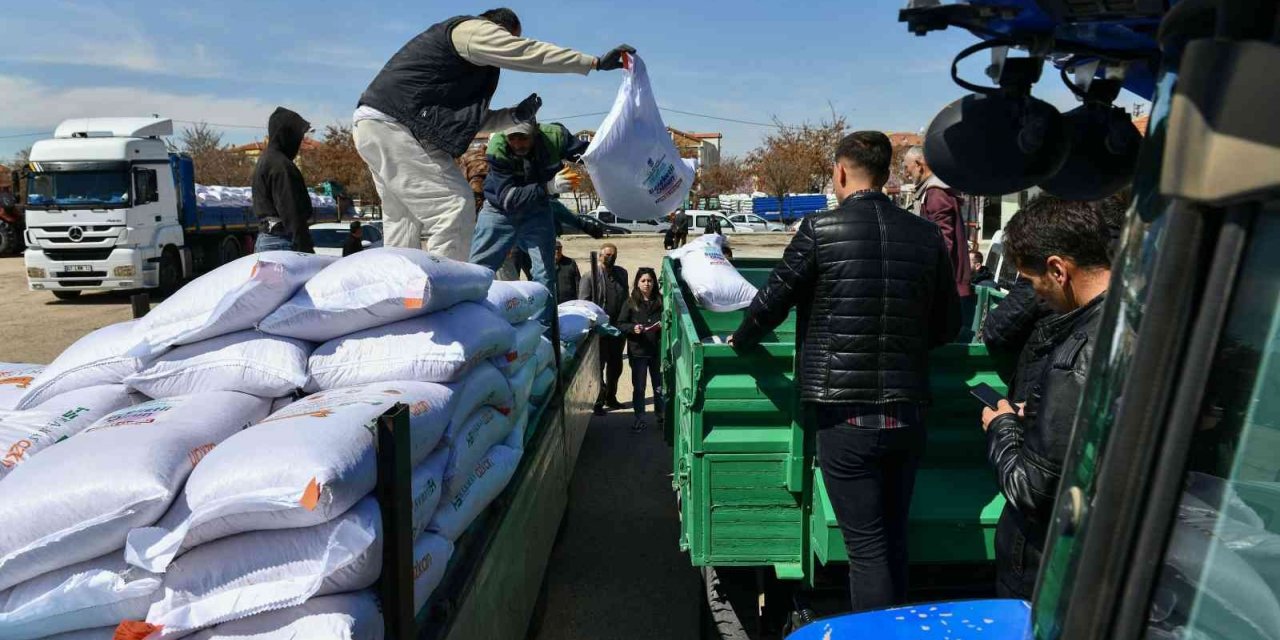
[0,233,790,364]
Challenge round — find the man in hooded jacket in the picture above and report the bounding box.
[253,107,315,253]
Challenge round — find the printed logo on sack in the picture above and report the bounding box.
[0,376,35,389]
[414,479,438,511]
[643,154,685,205]
[2,440,32,468]
[413,553,433,580]
[88,400,176,431]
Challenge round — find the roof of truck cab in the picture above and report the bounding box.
[29,137,170,163]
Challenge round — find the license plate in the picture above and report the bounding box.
[65,265,94,273]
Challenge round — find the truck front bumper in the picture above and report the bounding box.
[24,247,158,291]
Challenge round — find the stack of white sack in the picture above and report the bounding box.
[530,338,557,410]
[12,320,143,410]
[0,393,271,639]
[0,363,44,410]
[484,279,550,325]
[118,377,489,637]
[0,384,142,479]
[669,233,758,311]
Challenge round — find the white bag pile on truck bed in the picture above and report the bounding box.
[484,280,549,325]
[124,330,311,399]
[493,320,543,374]
[581,54,694,221]
[442,406,513,480]
[130,252,334,357]
[0,552,160,640]
[126,381,455,573]
[260,248,493,343]
[0,384,139,479]
[0,364,44,411]
[185,590,384,640]
[14,321,143,410]
[671,233,758,312]
[306,302,514,390]
[444,362,514,430]
[125,497,383,639]
[429,444,522,540]
[0,392,270,592]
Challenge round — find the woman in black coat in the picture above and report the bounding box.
[616,267,663,432]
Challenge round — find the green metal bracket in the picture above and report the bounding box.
[773,563,804,581]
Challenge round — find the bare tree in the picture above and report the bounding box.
[747,111,848,219]
[696,156,751,200]
[299,124,380,205]
[177,123,253,186]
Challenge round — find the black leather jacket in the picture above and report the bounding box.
[987,293,1106,585]
[982,278,1056,399]
[732,191,961,404]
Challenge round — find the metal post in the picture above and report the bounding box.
[376,404,416,639]
[130,293,150,319]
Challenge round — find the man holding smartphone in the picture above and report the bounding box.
[980,196,1113,599]
[729,132,961,612]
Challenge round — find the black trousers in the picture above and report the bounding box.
[596,335,625,406]
[629,355,662,417]
[994,506,1042,600]
[814,404,926,613]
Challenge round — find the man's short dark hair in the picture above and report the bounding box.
[1004,195,1113,274]
[480,8,521,34]
[350,220,361,232]
[834,131,893,187]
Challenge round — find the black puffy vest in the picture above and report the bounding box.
[358,16,501,158]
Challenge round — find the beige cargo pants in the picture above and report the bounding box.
[354,119,475,261]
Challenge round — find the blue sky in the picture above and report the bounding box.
[0,0,1146,162]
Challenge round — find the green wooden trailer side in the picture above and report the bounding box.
[662,257,1008,586]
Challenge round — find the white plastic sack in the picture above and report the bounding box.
[558,313,593,344]
[581,54,694,221]
[124,330,311,399]
[307,302,515,391]
[43,628,116,640]
[671,234,757,311]
[135,497,382,639]
[504,410,530,451]
[0,364,43,411]
[531,366,556,406]
[126,381,454,573]
[0,392,269,591]
[259,248,494,343]
[412,448,448,538]
[444,362,514,430]
[508,360,538,418]
[131,252,335,356]
[429,445,522,540]
[413,533,453,612]
[534,337,554,372]
[0,384,138,479]
[442,406,512,480]
[0,551,161,640]
[484,280,549,325]
[559,299,607,323]
[492,320,543,374]
[14,321,143,410]
[186,591,383,640]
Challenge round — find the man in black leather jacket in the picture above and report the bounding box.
[981,196,1113,600]
[730,132,960,612]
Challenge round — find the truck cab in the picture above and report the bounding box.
[24,118,186,299]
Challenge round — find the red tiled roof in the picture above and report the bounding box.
[233,138,322,152]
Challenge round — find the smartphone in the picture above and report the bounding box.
[644,322,661,332]
[969,383,1007,410]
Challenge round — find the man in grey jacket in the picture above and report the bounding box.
[354,8,633,261]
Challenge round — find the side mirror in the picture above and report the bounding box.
[361,240,372,248]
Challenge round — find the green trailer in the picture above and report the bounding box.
[661,257,1007,591]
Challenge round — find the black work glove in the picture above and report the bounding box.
[596,44,636,71]
[575,215,608,240]
[513,93,542,124]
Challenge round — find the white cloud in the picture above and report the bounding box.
[1,1,224,78]
[0,75,342,137]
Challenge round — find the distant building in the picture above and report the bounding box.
[574,128,722,168]
[233,138,322,168]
